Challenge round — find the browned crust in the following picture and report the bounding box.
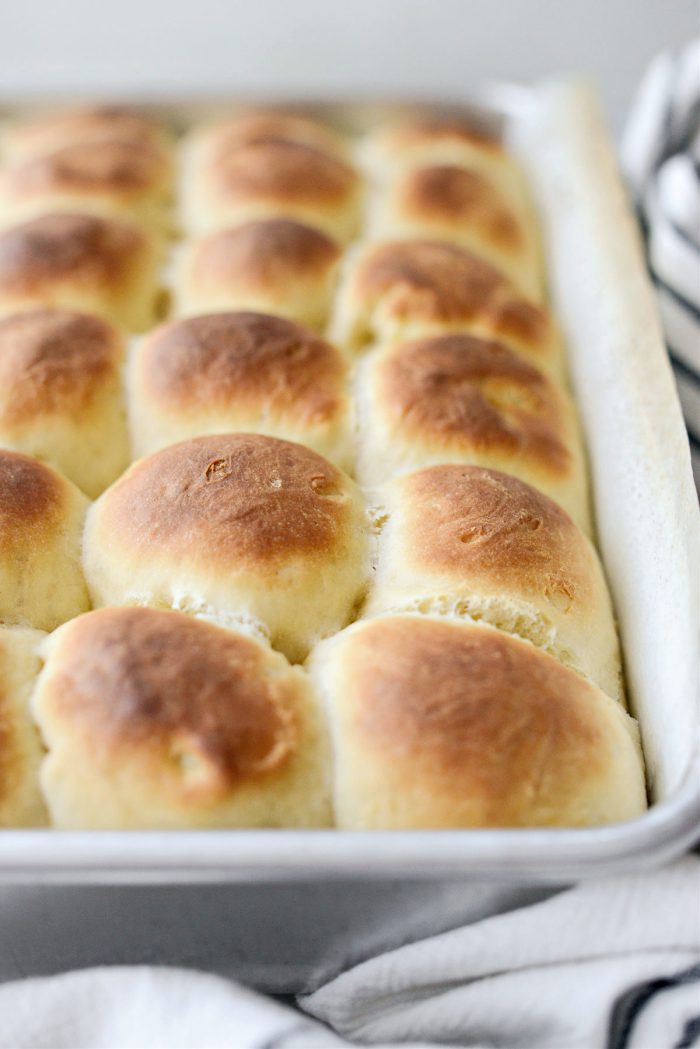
[394,165,523,249]
[138,311,346,424]
[100,432,355,566]
[206,140,358,208]
[0,212,146,297]
[376,116,503,153]
[395,465,590,606]
[0,448,66,547]
[2,140,169,200]
[375,334,571,475]
[7,107,167,155]
[43,607,301,798]
[353,240,547,344]
[0,308,122,424]
[356,239,503,314]
[189,219,340,291]
[205,111,345,161]
[341,616,609,820]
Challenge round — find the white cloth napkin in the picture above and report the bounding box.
[0,857,698,1049]
[621,38,700,486]
[302,856,700,1049]
[0,967,345,1049]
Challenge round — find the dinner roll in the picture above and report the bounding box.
[181,139,361,242]
[370,165,542,300]
[1,106,171,162]
[174,219,341,328]
[128,312,352,469]
[83,433,369,662]
[0,140,173,236]
[309,614,646,829]
[0,212,161,332]
[187,110,349,165]
[32,607,331,829]
[0,626,47,827]
[360,116,531,211]
[332,240,561,375]
[367,466,621,699]
[355,334,590,532]
[0,308,129,497]
[0,449,90,631]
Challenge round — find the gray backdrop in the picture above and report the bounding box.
[0,0,696,132]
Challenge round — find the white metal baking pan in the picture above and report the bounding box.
[0,80,698,886]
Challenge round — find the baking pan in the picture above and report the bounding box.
[0,80,697,894]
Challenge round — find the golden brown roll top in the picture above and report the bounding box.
[0,212,161,332]
[360,115,531,207]
[332,239,560,375]
[174,219,342,328]
[0,140,173,235]
[1,106,172,163]
[128,312,352,469]
[367,466,620,699]
[32,607,331,828]
[0,449,89,631]
[370,165,542,300]
[83,433,370,662]
[0,626,47,827]
[181,138,361,242]
[362,115,503,166]
[309,614,646,830]
[355,333,590,532]
[0,308,129,497]
[190,110,349,164]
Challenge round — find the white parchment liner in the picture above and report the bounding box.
[511,80,700,802]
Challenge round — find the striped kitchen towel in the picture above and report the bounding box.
[621,39,700,489]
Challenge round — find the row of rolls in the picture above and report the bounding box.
[0,104,647,830]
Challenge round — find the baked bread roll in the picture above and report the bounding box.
[332,239,561,376]
[0,212,161,332]
[367,465,620,699]
[128,312,352,470]
[0,308,129,497]
[83,433,369,662]
[0,626,47,827]
[370,165,542,300]
[0,140,173,236]
[32,607,331,829]
[186,111,349,165]
[174,219,341,328]
[355,333,590,532]
[309,614,646,829]
[360,116,531,211]
[181,139,361,242]
[1,106,171,162]
[0,449,89,631]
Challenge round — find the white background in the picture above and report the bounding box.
[0,0,696,132]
